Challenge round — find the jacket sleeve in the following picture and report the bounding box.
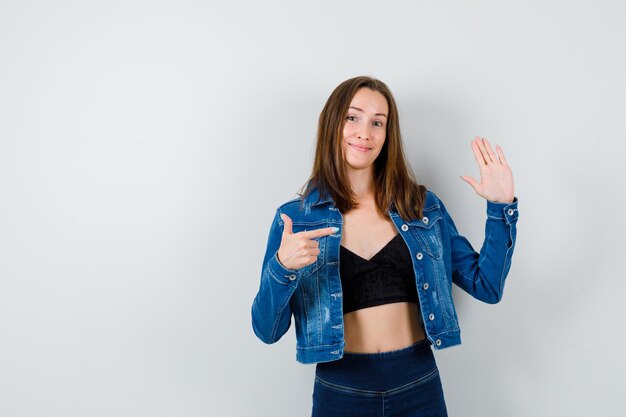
[437,194,519,304]
[251,207,301,344]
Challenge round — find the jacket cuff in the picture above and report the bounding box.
[486,196,519,224]
[267,252,300,285]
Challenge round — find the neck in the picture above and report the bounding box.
[347,166,376,201]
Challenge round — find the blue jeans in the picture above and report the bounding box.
[312,339,448,417]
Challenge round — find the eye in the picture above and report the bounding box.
[373,121,384,127]
[346,115,358,122]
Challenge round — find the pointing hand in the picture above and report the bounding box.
[277,213,338,271]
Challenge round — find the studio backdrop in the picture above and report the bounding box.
[0,1,624,416]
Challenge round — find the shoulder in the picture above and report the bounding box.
[424,189,443,210]
[276,195,304,211]
[273,196,307,224]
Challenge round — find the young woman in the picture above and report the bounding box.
[251,76,519,416]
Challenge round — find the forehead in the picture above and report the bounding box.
[349,88,389,114]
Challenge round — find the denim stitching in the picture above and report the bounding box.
[297,342,344,349]
[386,368,439,396]
[316,253,322,343]
[314,367,439,398]
[270,287,295,343]
[382,395,386,417]
[300,281,310,346]
[315,376,383,397]
[410,217,443,259]
[498,222,515,297]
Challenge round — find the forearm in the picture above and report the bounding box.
[447,196,520,303]
[251,208,302,343]
[251,251,299,343]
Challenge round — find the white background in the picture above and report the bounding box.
[1,1,625,416]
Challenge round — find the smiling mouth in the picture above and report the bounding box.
[349,143,372,151]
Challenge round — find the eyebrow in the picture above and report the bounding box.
[348,106,388,118]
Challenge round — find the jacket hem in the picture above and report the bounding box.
[427,331,462,350]
[295,341,345,364]
[293,331,463,364]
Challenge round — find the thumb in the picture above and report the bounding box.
[460,175,480,192]
[280,213,293,235]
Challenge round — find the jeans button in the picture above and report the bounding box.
[507,208,515,215]
[435,339,442,346]
[423,283,429,290]
[401,224,409,231]
[288,274,297,281]
[429,313,435,321]
[416,252,423,260]
[422,216,429,224]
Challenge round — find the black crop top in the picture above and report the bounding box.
[339,233,420,314]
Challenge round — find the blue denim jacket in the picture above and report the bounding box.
[251,184,519,364]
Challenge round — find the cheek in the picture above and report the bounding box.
[374,135,386,155]
[343,123,357,139]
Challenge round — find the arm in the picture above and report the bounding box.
[439,194,519,304]
[446,136,519,303]
[250,208,299,344]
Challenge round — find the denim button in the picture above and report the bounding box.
[507,208,514,215]
[423,283,429,290]
[416,252,423,260]
[401,224,409,231]
[429,313,435,321]
[435,339,442,346]
[288,274,297,281]
[422,216,429,224]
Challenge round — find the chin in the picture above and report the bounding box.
[346,160,375,170]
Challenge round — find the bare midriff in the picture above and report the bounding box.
[339,195,427,353]
[343,301,426,353]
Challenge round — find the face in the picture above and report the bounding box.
[341,88,389,172]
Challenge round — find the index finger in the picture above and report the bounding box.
[298,226,338,239]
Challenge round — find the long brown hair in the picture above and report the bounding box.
[298,76,427,221]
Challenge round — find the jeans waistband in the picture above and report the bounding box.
[315,339,437,391]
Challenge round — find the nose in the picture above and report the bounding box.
[356,125,370,140]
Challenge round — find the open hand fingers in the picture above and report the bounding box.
[474,136,495,164]
[481,138,498,163]
[495,144,508,166]
[471,137,488,166]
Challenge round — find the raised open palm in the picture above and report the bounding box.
[460,136,515,204]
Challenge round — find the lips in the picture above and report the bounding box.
[349,143,372,151]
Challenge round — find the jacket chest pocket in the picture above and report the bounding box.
[407,211,443,260]
[290,222,328,277]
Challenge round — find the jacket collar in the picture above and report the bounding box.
[302,182,399,213]
[302,184,334,208]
